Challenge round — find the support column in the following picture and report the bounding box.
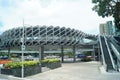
[61,46,64,63]
[73,45,76,62]
[39,47,41,64]
[39,46,44,65]
[41,46,44,60]
[98,44,101,61]
[92,45,96,61]
[117,59,119,71]
[8,47,11,59]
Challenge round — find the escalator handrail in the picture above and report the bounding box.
[113,36,120,45]
[110,43,120,61]
[104,36,116,70]
[110,37,120,53]
[98,35,106,67]
[110,37,120,61]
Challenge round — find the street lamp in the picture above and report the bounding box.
[21,19,25,78]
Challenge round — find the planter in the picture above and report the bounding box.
[1,68,12,75]
[47,62,61,69]
[42,63,47,67]
[1,65,41,77]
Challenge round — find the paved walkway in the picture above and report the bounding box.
[1,61,120,80]
[26,61,120,80]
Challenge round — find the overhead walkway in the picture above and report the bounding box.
[0,26,97,63]
[99,36,116,72]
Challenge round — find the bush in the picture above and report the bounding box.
[42,59,60,64]
[41,59,49,64]
[81,58,92,62]
[4,61,39,69]
[0,60,12,64]
[48,59,60,63]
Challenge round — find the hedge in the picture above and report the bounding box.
[3,59,60,69]
[3,61,39,69]
[42,59,60,64]
[81,58,92,62]
[0,60,12,64]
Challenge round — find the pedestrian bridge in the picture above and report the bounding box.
[0,25,97,62]
[1,25,120,73]
[0,25,97,48]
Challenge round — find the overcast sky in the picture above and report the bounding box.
[0,0,113,34]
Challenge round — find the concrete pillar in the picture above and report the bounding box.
[73,45,76,62]
[92,45,96,61]
[41,46,44,60]
[39,47,41,64]
[117,59,119,71]
[8,47,11,59]
[39,46,44,64]
[98,44,101,61]
[61,46,64,63]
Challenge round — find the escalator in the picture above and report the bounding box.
[99,36,115,71]
[110,36,120,63]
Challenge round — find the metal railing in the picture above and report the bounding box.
[98,35,107,69]
[104,36,116,70]
[110,37,120,61]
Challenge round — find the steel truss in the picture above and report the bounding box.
[0,26,97,48]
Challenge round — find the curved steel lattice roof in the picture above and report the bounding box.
[0,25,97,47]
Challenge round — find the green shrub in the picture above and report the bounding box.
[81,58,92,62]
[42,59,60,64]
[4,61,39,69]
[48,59,60,63]
[41,59,49,64]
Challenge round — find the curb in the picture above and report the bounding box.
[0,74,31,80]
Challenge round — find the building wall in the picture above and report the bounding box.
[104,23,109,35]
[106,21,113,35]
[99,24,104,35]
[99,21,114,35]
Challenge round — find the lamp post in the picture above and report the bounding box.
[21,19,25,78]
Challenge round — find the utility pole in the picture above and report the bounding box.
[21,19,25,78]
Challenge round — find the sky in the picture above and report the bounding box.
[0,0,113,35]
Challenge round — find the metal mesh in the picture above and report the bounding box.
[0,26,97,47]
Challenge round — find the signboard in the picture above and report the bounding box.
[21,45,25,51]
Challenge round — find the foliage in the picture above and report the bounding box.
[81,58,92,62]
[84,51,92,56]
[92,0,120,30]
[0,60,12,64]
[0,52,8,56]
[10,54,18,58]
[42,59,60,64]
[4,61,39,69]
[41,59,49,64]
[11,58,20,62]
[65,52,74,58]
[48,59,60,63]
[3,59,60,69]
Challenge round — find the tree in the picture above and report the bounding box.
[92,0,120,30]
